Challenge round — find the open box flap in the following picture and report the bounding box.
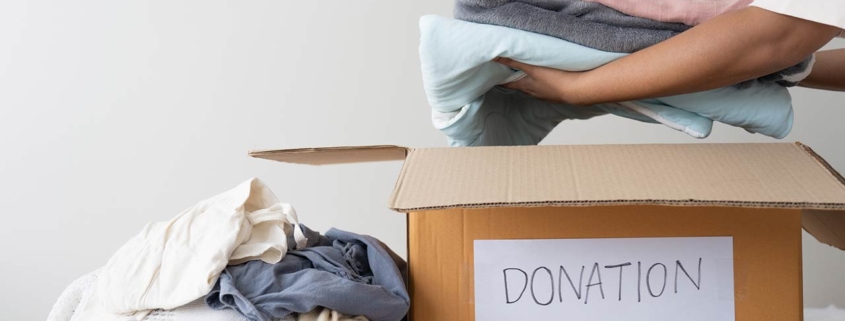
[251,142,845,250]
[249,145,408,165]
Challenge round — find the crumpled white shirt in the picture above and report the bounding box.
[71,178,306,321]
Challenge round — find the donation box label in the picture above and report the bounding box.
[474,237,735,321]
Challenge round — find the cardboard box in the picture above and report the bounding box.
[251,143,845,321]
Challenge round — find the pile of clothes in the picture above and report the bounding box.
[420,0,815,146]
[47,178,410,321]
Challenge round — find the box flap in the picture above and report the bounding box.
[802,209,845,250]
[250,145,407,165]
[389,143,845,211]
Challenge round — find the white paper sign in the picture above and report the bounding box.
[474,237,734,321]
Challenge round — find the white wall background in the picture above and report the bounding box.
[0,1,842,320]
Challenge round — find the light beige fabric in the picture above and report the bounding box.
[71,178,306,321]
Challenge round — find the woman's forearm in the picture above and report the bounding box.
[567,7,840,106]
[799,49,845,91]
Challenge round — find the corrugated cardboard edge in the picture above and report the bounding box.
[389,199,845,213]
[249,145,409,165]
[795,142,845,188]
[388,149,413,211]
[795,142,845,249]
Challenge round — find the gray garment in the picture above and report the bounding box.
[454,0,691,53]
[206,227,409,321]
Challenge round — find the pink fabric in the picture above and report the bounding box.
[584,0,753,25]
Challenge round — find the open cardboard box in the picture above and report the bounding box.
[251,143,845,321]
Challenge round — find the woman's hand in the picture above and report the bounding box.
[493,57,587,106]
[799,49,845,91]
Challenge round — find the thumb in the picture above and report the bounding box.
[493,57,534,73]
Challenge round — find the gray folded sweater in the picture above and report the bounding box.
[454,0,690,53]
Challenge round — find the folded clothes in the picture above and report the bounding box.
[420,15,795,146]
[454,0,690,53]
[206,226,410,321]
[454,0,813,88]
[583,0,752,25]
[70,178,307,321]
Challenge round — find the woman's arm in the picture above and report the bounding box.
[799,49,845,91]
[496,7,841,106]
